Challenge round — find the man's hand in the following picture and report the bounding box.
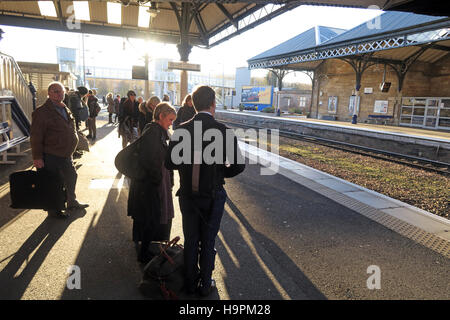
[33,159,44,168]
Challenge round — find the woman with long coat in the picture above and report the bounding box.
[127,102,177,264]
[106,92,115,124]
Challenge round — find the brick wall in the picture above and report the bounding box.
[311,56,450,123]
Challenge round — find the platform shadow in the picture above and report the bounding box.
[216,198,327,300]
[59,173,144,300]
[0,209,87,299]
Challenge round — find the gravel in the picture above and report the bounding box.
[274,136,450,219]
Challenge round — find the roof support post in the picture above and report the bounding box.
[171,2,194,104]
[268,68,295,91]
[340,54,376,122]
[387,45,431,92]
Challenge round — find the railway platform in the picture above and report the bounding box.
[0,109,449,300]
[216,110,450,165]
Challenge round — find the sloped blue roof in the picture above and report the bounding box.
[248,26,346,62]
[322,11,447,46]
[248,11,449,66]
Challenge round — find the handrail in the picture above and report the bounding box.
[0,51,34,123]
[0,96,31,136]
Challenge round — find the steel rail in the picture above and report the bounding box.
[219,119,450,176]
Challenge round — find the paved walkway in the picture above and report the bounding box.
[0,109,448,300]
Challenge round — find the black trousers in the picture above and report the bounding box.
[179,187,227,289]
[43,153,78,211]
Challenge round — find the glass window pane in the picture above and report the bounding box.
[438,118,450,127]
[427,99,438,107]
[402,98,414,106]
[426,108,437,116]
[440,99,450,108]
[412,116,424,125]
[107,2,122,25]
[73,1,90,21]
[400,116,411,124]
[138,6,150,28]
[38,1,57,17]
[425,118,436,127]
[413,107,425,115]
[401,107,412,115]
[440,109,450,117]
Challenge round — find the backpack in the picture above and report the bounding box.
[139,237,185,300]
[88,97,101,117]
[114,129,148,180]
[69,93,88,121]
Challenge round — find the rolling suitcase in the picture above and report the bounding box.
[9,169,66,210]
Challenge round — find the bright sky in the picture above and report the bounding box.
[0,5,382,84]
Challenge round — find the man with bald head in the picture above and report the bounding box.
[30,81,89,218]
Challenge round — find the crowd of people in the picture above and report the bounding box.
[30,81,245,297]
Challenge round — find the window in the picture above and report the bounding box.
[299,96,306,107]
[38,1,57,17]
[107,2,121,25]
[73,1,90,21]
[138,6,150,28]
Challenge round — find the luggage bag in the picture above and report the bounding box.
[139,236,185,300]
[9,169,67,210]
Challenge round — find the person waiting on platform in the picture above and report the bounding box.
[138,95,160,137]
[118,90,138,148]
[30,82,89,218]
[165,85,245,297]
[127,102,177,264]
[163,94,170,103]
[68,86,88,131]
[106,92,115,124]
[114,94,121,123]
[173,93,196,130]
[87,90,101,141]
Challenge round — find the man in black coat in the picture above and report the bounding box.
[165,85,245,296]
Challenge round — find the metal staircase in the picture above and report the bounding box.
[0,52,34,164]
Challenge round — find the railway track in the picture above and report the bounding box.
[219,120,450,176]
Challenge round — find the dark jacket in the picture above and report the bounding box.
[173,105,196,129]
[30,98,78,160]
[87,95,100,118]
[165,112,245,198]
[121,98,139,126]
[128,122,172,222]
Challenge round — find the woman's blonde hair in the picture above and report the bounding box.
[153,102,176,121]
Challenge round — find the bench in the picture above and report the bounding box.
[0,121,29,164]
[321,115,337,121]
[367,114,393,125]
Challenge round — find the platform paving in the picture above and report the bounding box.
[0,109,448,300]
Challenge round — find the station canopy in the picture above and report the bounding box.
[247,11,450,92]
[0,1,448,50]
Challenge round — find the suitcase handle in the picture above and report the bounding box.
[158,236,181,265]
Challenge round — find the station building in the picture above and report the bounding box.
[248,11,450,130]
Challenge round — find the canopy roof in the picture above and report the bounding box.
[0,1,448,50]
[247,11,450,71]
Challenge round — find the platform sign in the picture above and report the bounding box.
[168,61,201,72]
[132,65,147,80]
[374,100,388,113]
